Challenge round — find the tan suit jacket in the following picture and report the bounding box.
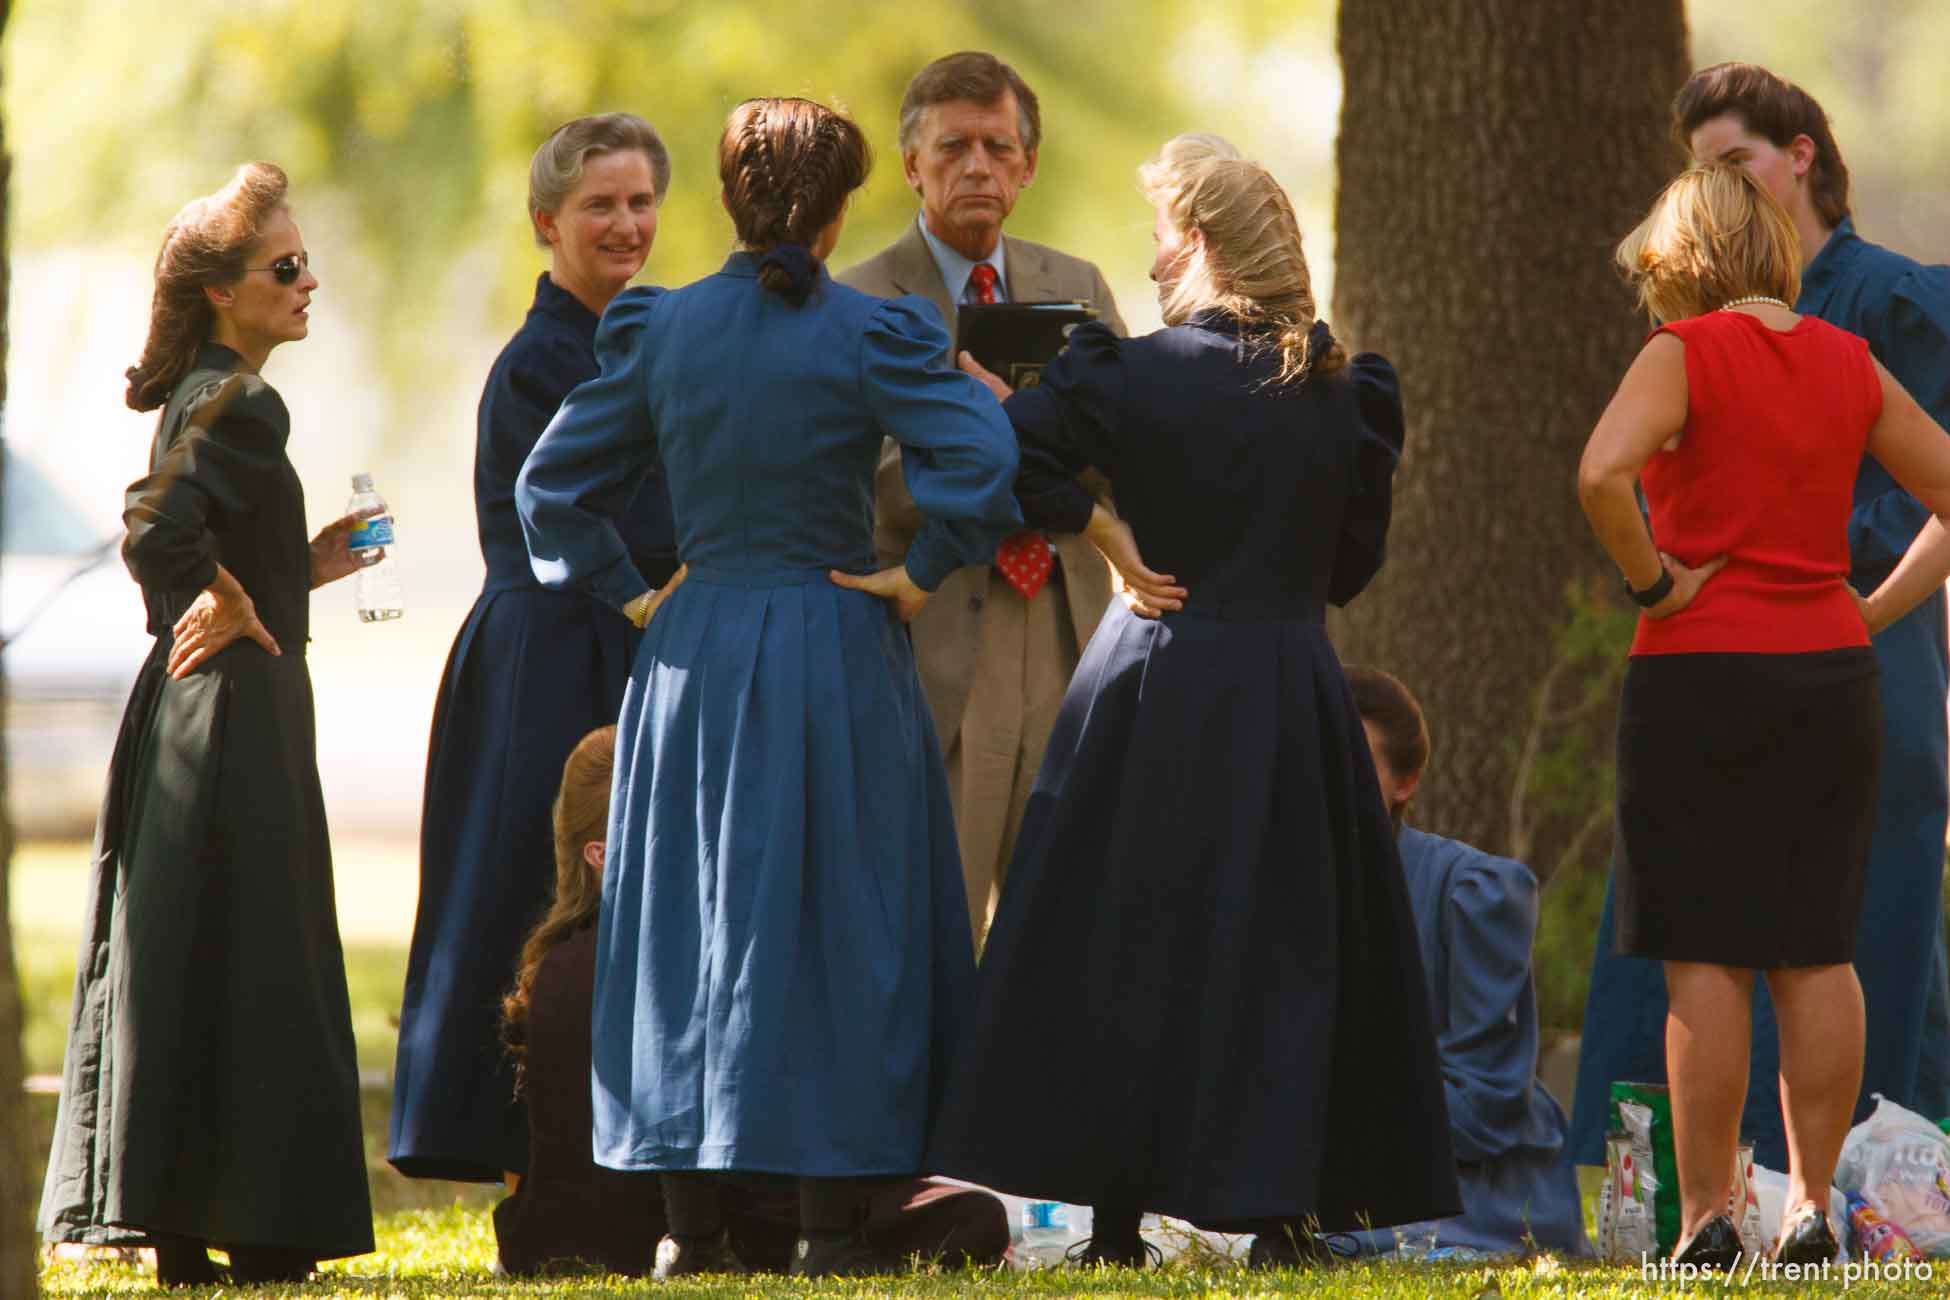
[837,221,1126,750]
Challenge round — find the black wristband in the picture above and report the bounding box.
[1624,568,1674,608]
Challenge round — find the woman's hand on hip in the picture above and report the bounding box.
[1084,504,1184,619]
[829,565,929,622]
[1643,551,1728,620]
[169,564,281,678]
[627,564,688,629]
[309,507,386,589]
[957,351,1012,401]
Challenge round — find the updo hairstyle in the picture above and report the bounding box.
[717,97,870,300]
[1137,134,1345,386]
[126,162,290,412]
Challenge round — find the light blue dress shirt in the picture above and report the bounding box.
[917,213,1009,305]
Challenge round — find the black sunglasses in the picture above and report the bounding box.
[244,252,311,285]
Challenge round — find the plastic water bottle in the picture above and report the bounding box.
[346,472,403,622]
[1017,1201,1071,1268]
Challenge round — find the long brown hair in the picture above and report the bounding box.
[717,97,870,298]
[1137,133,1345,386]
[126,162,291,412]
[501,725,617,1085]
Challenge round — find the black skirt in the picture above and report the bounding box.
[926,603,1460,1232]
[1615,648,1880,968]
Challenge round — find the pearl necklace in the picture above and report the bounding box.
[1721,294,1791,311]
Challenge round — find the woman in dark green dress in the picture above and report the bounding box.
[37,162,376,1286]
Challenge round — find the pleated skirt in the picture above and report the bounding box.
[590,569,975,1175]
[926,602,1461,1231]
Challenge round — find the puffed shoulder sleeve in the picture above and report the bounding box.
[1328,352,1405,607]
[861,296,1022,591]
[1439,848,1543,1163]
[1848,268,1950,577]
[1005,322,1124,534]
[517,286,665,609]
[122,373,288,598]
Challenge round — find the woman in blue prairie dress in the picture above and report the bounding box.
[927,136,1460,1270]
[516,98,1020,1279]
[391,115,680,1182]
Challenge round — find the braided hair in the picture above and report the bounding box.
[717,98,870,303]
[126,163,290,412]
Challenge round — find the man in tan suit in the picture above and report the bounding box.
[839,50,1125,949]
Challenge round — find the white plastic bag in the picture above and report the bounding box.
[1748,1162,1849,1262]
[1834,1094,1950,1256]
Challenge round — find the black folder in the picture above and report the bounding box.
[955,301,1099,390]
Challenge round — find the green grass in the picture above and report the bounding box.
[39,1208,1945,1298]
[18,838,1946,1295]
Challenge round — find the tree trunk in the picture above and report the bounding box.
[0,0,36,1293]
[1332,1,1688,885]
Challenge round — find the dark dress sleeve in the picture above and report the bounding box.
[1438,850,1545,1164]
[861,297,1023,591]
[1849,268,1950,575]
[516,288,666,610]
[1327,353,1405,607]
[1002,323,1126,534]
[484,331,598,491]
[122,374,288,598]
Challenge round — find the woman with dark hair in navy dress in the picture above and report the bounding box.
[517,98,1020,1279]
[390,113,681,1183]
[929,134,1460,1269]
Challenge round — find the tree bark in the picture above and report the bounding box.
[1332,1,1688,884]
[0,0,36,1293]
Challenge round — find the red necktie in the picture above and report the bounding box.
[969,262,998,305]
[996,531,1053,600]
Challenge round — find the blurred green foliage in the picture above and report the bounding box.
[5,0,1344,387]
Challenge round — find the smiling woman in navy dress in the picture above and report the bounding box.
[928,133,1459,1270]
[390,114,681,1184]
[516,98,1020,1278]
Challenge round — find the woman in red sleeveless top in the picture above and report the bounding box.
[1579,163,1950,1269]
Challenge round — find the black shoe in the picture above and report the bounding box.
[1774,1206,1839,1266]
[1673,1214,1743,1269]
[791,1231,907,1278]
[1065,1234,1163,1268]
[1248,1225,1346,1270]
[224,1245,314,1285]
[652,1230,747,1279]
[151,1235,220,1289]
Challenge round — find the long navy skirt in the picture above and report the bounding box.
[926,602,1461,1231]
[389,582,637,1180]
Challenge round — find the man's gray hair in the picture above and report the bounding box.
[896,51,1042,153]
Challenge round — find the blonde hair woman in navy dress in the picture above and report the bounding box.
[928,134,1459,1269]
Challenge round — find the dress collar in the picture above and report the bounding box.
[532,271,601,331]
[1796,217,1861,313]
[192,339,246,373]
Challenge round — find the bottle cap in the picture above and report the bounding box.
[351,472,374,492]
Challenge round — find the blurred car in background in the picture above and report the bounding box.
[3,446,152,837]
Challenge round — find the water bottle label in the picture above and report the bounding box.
[349,515,395,550]
[1021,1202,1068,1231]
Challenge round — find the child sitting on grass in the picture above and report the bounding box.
[493,725,1010,1275]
